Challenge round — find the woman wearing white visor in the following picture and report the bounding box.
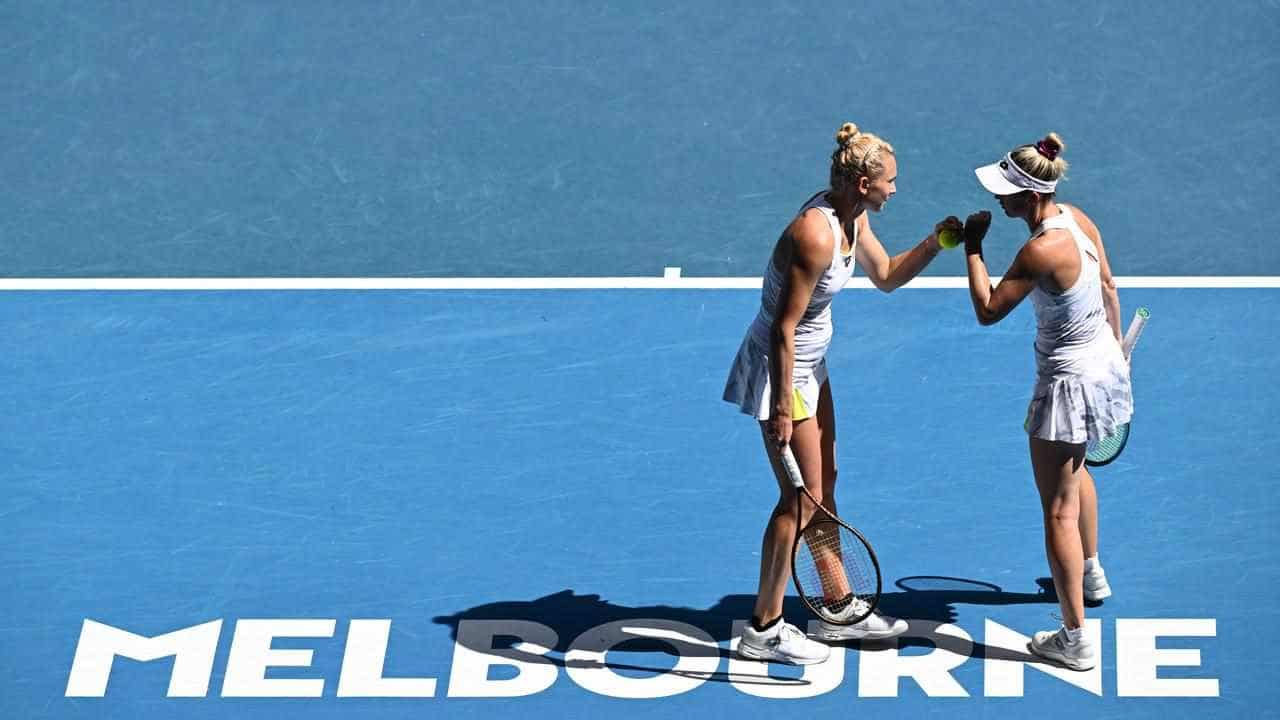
[960,133,1132,671]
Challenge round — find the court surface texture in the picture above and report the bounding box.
[3,2,1277,718]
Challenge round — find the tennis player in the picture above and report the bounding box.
[724,122,957,664]
[963,133,1132,671]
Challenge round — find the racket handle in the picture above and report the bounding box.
[1120,306,1150,359]
[780,445,805,489]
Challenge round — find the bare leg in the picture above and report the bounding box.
[814,381,839,518]
[1029,437,1087,630]
[750,388,829,624]
[808,381,848,602]
[1078,467,1099,561]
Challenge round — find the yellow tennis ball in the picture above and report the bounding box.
[937,228,961,249]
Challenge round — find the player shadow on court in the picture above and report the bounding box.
[432,576,1057,684]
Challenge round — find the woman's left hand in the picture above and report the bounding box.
[963,211,992,254]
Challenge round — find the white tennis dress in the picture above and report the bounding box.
[723,192,856,420]
[1023,206,1133,443]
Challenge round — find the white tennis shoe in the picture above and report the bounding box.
[1028,626,1097,671]
[813,598,908,641]
[738,620,830,665]
[1083,565,1112,602]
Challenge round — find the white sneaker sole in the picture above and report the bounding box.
[1026,641,1096,671]
[737,642,829,666]
[814,622,908,642]
[1084,584,1112,602]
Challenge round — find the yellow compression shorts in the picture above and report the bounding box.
[791,387,812,421]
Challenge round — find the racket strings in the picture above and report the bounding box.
[1090,434,1124,454]
[793,519,877,622]
[1086,423,1130,463]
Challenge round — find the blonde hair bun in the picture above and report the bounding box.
[1040,132,1066,156]
[1010,131,1069,184]
[829,122,894,191]
[835,122,861,147]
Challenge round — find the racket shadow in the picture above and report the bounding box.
[877,575,1057,625]
[850,576,1057,664]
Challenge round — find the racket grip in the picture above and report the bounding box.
[1120,306,1150,359]
[780,445,805,489]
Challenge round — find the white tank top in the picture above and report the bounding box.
[747,191,857,371]
[1029,205,1111,374]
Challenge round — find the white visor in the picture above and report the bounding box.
[974,153,1058,195]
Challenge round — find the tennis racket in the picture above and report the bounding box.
[1085,306,1149,466]
[779,445,882,625]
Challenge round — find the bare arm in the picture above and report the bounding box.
[767,210,829,445]
[966,238,1048,326]
[1067,205,1122,341]
[853,214,954,292]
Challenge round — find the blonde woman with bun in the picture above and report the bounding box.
[964,133,1132,671]
[723,122,961,665]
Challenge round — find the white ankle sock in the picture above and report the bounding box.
[1084,555,1100,573]
[1063,625,1085,644]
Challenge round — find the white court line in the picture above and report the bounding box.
[0,274,1277,291]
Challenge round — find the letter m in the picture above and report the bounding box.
[66,619,223,697]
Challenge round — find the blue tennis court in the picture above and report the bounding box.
[3,2,1278,719]
[4,287,1275,718]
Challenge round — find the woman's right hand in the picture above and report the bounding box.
[767,412,793,448]
[934,215,963,238]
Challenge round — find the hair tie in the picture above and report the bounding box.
[1035,140,1059,161]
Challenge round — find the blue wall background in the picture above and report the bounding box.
[3,1,1277,277]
